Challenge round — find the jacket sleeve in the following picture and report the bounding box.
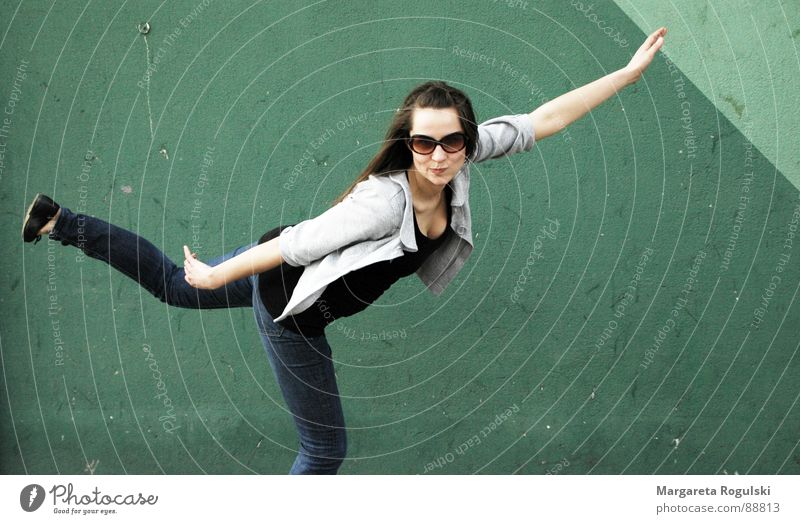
[278,178,398,267]
[470,113,536,164]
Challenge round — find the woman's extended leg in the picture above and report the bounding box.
[48,205,254,309]
[252,282,348,474]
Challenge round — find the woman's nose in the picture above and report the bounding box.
[431,144,447,161]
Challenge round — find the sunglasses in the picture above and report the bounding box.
[406,132,467,155]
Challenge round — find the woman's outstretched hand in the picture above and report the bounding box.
[528,26,667,141]
[623,27,667,85]
[183,245,220,289]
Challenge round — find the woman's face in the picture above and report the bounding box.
[407,106,467,190]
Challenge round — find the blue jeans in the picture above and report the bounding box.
[49,206,347,474]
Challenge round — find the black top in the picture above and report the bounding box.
[258,186,452,337]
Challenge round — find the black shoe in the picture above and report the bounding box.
[22,193,60,244]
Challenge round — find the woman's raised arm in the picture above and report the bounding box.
[529,27,667,141]
[182,238,283,289]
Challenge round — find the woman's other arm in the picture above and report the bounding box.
[182,238,283,289]
[530,27,666,141]
[182,177,398,290]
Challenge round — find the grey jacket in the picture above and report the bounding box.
[274,112,535,322]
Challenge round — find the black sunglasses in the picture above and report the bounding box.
[406,132,467,155]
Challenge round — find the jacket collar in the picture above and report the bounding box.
[385,167,471,251]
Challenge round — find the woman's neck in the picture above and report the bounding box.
[406,168,446,208]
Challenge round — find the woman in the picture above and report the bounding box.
[23,28,666,474]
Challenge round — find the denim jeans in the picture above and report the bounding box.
[49,206,347,474]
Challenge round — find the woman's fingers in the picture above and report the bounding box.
[183,245,210,288]
[651,36,664,55]
[642,27,666,51]
[182,246,196,286]
[650,27,666,40]
[182,245,213,288]
[647,31,666,58]
[640,29,656,50]
[652,28,666,47]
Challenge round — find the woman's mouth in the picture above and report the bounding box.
[430,167,447,174]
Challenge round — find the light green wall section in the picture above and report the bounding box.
[615,0,800,190]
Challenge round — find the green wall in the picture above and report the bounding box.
[617,0,800,191]
[2,0,798,474]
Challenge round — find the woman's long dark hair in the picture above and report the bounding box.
[330,81,478,207]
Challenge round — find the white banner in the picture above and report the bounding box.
[2,475,798,523]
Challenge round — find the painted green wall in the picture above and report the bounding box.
[615,0,800,191]
[2,0,798,474]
